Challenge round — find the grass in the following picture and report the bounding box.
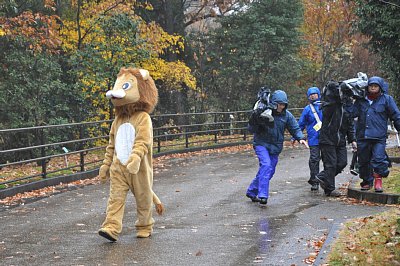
[364,147,400,194]
[385,167,400,194]
[386,147,400,157]
[327,208,400,265]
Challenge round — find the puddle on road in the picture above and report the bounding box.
[258,218,272,253]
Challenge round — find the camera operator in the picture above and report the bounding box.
[247,89,308,205]
[315,81,357,197]
[345,76,400,193]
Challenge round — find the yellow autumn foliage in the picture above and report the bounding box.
[299,0,357,85]
[141,58,197,91]
[58,0,196,124]
[300,0,356,64]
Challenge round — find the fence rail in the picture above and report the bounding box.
[0,109,302,198]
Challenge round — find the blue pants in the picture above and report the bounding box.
[247,146,279,199]
[357,139,389,185]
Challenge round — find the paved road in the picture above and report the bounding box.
[0,147,391,266]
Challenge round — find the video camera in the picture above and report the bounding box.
[322,72,368,105]
[253,86,276,122]
[339,72,368,100]
[248,86,276,133]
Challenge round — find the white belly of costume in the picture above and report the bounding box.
[115,123,136,165]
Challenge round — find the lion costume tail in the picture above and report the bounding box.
[152,191,164,215]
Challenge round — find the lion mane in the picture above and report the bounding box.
[114,67,158,118]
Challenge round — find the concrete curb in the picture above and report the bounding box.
[347,175,400,204]
[314,222,343,265]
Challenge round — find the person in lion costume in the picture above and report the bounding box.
[98,67,164,241]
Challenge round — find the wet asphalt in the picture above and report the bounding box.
[0,146,392,266]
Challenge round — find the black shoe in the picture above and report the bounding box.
[259,198,268,205]
[325,190,343,197]
[98,230,117,242]
[315,176,327,190]
[360,181,373,191]
[246,194,260,202]
[311,184,319,191]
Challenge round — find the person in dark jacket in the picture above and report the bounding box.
[298,87,323,191]
[246,90,308,205]
[316,81,357,197]
[346,76,400,192]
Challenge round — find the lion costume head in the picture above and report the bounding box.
[106,67,158,118]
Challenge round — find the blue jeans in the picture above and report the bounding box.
[357,139,389,185]
[247,146,279,199]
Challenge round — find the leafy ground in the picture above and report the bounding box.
[326,208,400,265]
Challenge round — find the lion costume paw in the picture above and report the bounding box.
[99,165,110,184]
[126,153,141,174]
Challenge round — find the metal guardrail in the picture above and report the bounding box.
[0,109,303,198]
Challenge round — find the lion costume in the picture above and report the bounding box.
[98,67,164,241]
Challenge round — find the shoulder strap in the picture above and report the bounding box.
[309,104,321,124]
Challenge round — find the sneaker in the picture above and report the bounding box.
[311,184,319,191]
[246,194,260,202]
[315,176,327,190]
[259,198,268,205]
[325,190,343,197]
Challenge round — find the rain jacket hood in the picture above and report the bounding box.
[368,76,386,93]
[307,87,321,102]
[271,90,288,106]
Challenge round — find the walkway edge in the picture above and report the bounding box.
[314,221,343,265]
[347,176,400,204]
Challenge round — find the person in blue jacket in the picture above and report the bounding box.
[246,90,308,205]
[298,87,323,191]
[346,76,400,192]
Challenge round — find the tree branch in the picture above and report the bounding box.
[378,0,400,8]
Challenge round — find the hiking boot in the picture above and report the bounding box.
[315,176,327,190]
[246,194,260,202]
[259,198,268,205]
[311,184,319,191]
[325,190,343,197]
[373,173,383,193]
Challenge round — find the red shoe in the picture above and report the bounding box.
[373,173,383,193]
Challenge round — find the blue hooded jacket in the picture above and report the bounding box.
[253,90,304,155]
[298,87,322,146]
[347,76,400,140]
